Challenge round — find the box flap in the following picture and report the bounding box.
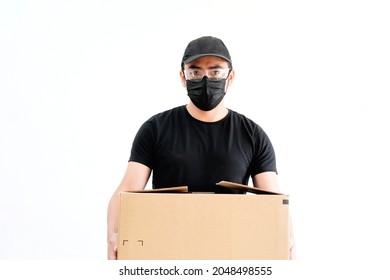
[124,181,283,195]
[216,181,282,195]
[129,186,189,193]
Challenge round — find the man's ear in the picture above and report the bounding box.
[227,69,235,87]
[180,70,186,87]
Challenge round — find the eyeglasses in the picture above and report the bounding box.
[183,68,230,81]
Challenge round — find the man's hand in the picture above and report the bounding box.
[290,236,296,260]
[107,162,151,260]
[107,233,119,260]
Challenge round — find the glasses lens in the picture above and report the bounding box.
[207,68,229,80]
[185,69,204,80]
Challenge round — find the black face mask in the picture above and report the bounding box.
[186,76,227,111]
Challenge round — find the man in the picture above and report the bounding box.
[107,36,294,259]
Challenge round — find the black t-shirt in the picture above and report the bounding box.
[129,105,277,192]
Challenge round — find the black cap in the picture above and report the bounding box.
[181,36,232,66]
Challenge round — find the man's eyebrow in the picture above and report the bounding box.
[208,65,224,69]
[188,65,224,69]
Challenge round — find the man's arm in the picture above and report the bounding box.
[107,161,151,260]
[252,172,296,260]
[252,171,280,192]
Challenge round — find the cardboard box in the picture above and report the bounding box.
[117,181,289,260]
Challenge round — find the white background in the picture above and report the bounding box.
[1,0,389,276]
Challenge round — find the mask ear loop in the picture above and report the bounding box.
[181,69,190,87]
[225,68,233,93]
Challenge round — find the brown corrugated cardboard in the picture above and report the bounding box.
[117,182,289,260]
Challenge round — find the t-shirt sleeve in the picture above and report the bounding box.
[250,125,277,176]
[128,120,155,169]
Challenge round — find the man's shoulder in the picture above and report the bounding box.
[147,105,186,122]
[229,109,259,127]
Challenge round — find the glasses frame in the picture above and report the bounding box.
[183,68,231,81]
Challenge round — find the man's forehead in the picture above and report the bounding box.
[184,56,229,68]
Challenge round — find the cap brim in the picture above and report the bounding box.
[182,53,232,64]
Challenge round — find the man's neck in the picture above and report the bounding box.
[186,102,229,122]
